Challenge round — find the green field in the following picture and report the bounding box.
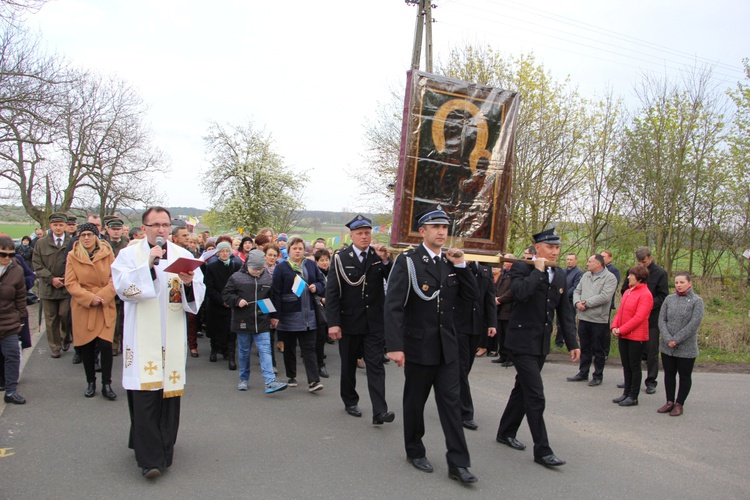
[0,223,38,239]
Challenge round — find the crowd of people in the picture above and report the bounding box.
[0,205,706,483]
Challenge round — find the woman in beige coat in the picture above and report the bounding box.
[65,222,118,399]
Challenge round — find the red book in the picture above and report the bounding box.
[162,257,204,274]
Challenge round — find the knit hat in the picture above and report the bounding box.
[77,222,100,237]
[246,249,265,269]
[216,241,232,251]
[277,233,288,242]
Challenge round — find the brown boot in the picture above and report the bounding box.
[657,402,675,414]
[669,403,683,416]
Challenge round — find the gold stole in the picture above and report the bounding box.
[133,243,187,397]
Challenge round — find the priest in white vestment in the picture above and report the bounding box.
[112,207,205,479]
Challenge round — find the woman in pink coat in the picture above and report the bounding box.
[611,265,653,407]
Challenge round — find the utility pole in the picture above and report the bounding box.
[408,0,434,72]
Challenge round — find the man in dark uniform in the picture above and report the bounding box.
[385,206,479,484]
[455,260,497,431]
[326,214,393,424]
[495,227,580,467]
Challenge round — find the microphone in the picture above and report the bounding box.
[153,236,165,265]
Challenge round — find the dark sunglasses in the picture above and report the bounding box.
[0,251,15,258]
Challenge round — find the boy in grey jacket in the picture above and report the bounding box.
[223,250,287,394]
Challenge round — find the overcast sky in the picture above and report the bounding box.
[28,0,749,212]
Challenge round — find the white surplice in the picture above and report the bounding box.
[112,239,205,394]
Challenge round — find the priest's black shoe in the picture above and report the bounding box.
[534,454,566,467]
[373,411,395,424]
[496,435,526,450]
[449,466,478,484]
[84,382,96,398]
[3,392,26,404]
[345,405,362,417]
[102,384,117,400]
[462,419,478,430]
[407,456,433,473]
[142,467,161,479]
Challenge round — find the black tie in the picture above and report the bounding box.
[433,256,440,265]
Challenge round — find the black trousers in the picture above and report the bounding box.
[458,333,481,421]
[127,390,181,469]
[645,326,660,388]
[279,329,319,383]
[338,331,387,415]
[403,360,470,468]
[619,338,646,399]
[497,353,552,458]
[577,320,609,380]
[315,322,327,367]
[497,319,510,362]
[80,337,112,384]
[208,312,233,355]
[661,353,696,405]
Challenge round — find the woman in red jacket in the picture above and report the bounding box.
[611,266,653,407]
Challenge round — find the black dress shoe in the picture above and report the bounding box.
[449,466,477,484]
[72,352,82,364]
[62,340,71,352]
[500,360,514,367]
[566,373,587,382]
[617,382,625,389]
[4,392,26,404]
[318,366,329,378]
[228,359,237,371]
[407,456,433,473]
[102,384,117,400]
[612,394,628,403]
[190,350,199,358]
[462,419,478,430]
[491,358,504,364]
[618,396,638,406]
[496,436,526,450]
[345,405,362,417]
[645,385,656,394]
[209,351,217,362]
[84,382,96,398]
[373,411,395,424]
[588,378,602,386]
[142,467,161,479]
[535,454,566,467]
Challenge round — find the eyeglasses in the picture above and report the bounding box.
[79,232,96,238]
[144,223,171,229]
[0,251,15,258]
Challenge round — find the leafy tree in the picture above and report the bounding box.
[202,121,306,234]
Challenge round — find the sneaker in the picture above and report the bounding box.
[237,380,248,391]
[308,381,323,393]
[287,378,298,387]
[265,380,288,394]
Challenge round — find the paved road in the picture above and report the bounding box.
[2,307,749,499]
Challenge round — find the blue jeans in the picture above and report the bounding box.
[236,332,274,385]
[0,334,21,394]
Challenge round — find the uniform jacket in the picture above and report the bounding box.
[325,245,392,335]
[504,261,579,356]
[565,265,583,303]
[384,245,478,366]
[0,258,27,338]
[32,233,71,299]
[65,242,117,346]
[455,262,497,335]
[612,283,653,342]
[223,267,273,334]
